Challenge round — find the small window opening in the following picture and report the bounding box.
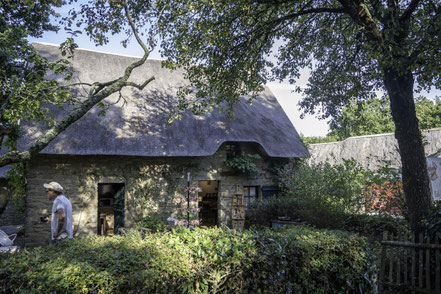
[226,143,240,160]
[261,185,279,198]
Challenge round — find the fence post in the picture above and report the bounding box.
[419,233,423,289]
[436,237,440,294]
[426,237,431,291]
[380,231,388,293]
[404,232,408,286]
[411,233,416,294]
[397,239,401,285]
[389,233,394,284]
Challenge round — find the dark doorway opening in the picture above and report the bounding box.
[198,180,219,227]
[97,183,125,236]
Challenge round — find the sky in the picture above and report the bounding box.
[28,4,440,138]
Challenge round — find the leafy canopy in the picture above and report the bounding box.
[0,0,74,141]
[0,0,159,168]
[64,1,441,122]
[152,0,441,121]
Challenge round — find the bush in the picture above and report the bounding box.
[136,215,167,232]
[0,226,376,293]
[245,195,346,229]
[362,163,407,218]
[342,213,410,241]
[280,159,368,215]
[363,181,405,215]
[249,226,376,294]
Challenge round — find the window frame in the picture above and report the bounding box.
[225,142,241,160]
[243,185,258,207]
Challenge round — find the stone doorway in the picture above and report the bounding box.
[198,180,219,227]
[97,183,125,236]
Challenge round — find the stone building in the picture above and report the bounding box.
[13,43,308,247]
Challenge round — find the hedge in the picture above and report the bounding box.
[0,226,376,293]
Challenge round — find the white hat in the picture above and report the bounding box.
[43,182,64,193]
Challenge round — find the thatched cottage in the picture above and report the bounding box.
[15,43,308,246]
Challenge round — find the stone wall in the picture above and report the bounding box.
[308,127,441,170]
[25,143,283,247]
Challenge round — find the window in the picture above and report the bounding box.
[226,143,240,160]
[243,186,258,207]
[262,186,279,198]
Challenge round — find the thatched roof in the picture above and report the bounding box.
[16,43,308,158]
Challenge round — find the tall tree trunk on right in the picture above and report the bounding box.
[383,68,432,234]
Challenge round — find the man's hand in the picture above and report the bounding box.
[40,216,51,223]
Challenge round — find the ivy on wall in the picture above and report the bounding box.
[5,162,27,213]
[4,134,27,215]
[226,153,262,175]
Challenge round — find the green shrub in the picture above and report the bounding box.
[342,213,410,241]
[245,196,302,227]
[248,226,376,294]
[280,159,368,215]
[136,215,167,232]
[0,226,376,293]
[0,227,256,294]
[245,195,346,229]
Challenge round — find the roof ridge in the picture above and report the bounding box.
[32,42,165,62]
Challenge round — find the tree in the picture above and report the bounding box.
[1,0,70,153]
[0,0,161,214]
[0,1,158,168]
[149,0,439,233]
[329,96,441,140]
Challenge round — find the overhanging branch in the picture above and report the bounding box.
[400,0,421,22]
[125,76,155,90]
[0,3,160,168]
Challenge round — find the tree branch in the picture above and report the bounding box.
[123,1,150,59]
[338,1,384,47]
[125,76,155,90]
[400,0,421,22]
[0,3,160,168]
[276,7,345,23]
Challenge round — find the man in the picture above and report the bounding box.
[42,182,73,244]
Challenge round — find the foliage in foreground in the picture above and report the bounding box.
[0,226,375,293]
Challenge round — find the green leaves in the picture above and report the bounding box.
[226,153,262,175]
[1,1,74,133]
[281,159,368,215]
[0,226,375,293]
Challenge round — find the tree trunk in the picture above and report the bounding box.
[0,187,9,216]
[383,69,432,234]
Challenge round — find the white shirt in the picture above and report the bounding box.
[51,195,73,240]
